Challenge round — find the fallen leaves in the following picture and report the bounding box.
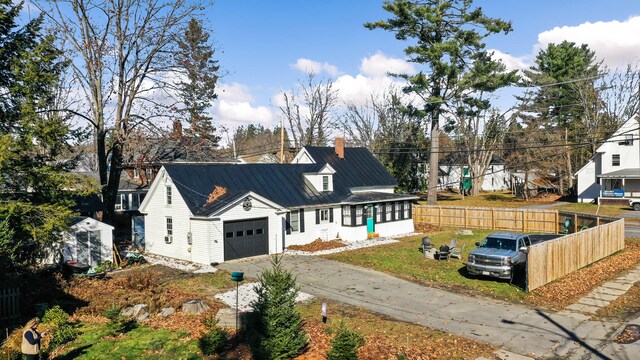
[527,241,640,309]
[206,185,228,204]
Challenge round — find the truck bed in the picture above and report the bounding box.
[529,234,563,245]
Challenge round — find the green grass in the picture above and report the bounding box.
[168,270,236,297]
[324,230,529,302]
[422,191,546,208]
[555,202,628,217]
[54,323,200,360]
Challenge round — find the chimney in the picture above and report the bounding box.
[335,137,344,159]
[171,120,183,138]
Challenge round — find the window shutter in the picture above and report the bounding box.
[316,209,320,224]
[399,202,404,220]
[362,207,367,225]
[300,209,305,232]
[286,212,291,235]
[351,206,356,227]
[329,208,334,223]
[408,202,413,218]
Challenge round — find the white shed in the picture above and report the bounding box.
[63,216,114,268]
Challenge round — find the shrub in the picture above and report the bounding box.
[250,254,307,359]
[326,322,365,360]
[94,260,114,273]
[198,327,228,356]
[42,305,78,348]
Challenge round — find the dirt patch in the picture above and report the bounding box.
[288,239,347,252]
[108,264,196,284]
[527,242,640,309]
[614,324,640,344]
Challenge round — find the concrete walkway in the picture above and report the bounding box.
[217,255,637,359]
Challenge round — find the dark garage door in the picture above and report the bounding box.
[224,218,269,261]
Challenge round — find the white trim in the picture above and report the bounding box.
[209,191,285,217]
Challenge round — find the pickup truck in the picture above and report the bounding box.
[629,199,640,211]
[466,231,558,280]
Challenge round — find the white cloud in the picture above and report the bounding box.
[292,58,339,76]
[217,83,255,102]
[359,51,416,77]
[333,73,403,106]
[213,100,273,127]
[535,16,640,68]
[489,49,529,72]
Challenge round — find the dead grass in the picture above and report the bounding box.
[594,282,640,322]
[421,190,560,208]
[526,238,640,310]
[555,202,628,217]
[297,298,496,360]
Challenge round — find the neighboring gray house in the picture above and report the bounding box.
[139,141,417,264]
[438,154,511,192]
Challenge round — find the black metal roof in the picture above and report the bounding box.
[162,146,412,216]
[302,146,398,188]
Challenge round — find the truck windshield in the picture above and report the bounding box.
[480,237,516,251]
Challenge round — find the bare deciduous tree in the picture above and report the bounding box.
[279,73,339,147]
[40,0,204,223]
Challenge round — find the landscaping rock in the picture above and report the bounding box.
[216,308,251,330]
[456,229,474,235]
[181,299,210,315]
[159,307,175,317]
[121,304,148,319]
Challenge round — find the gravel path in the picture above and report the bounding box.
[285,233,418,256]
[214,282,314,311]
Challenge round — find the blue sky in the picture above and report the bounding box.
[203,0,640,133]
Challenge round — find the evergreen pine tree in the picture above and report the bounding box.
[327,322,365,360]
[250,255,307,359]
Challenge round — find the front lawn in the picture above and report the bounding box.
[324,229,530,302]
[53,323,201,360]
[423,190,561,208]
[555,202,628,217]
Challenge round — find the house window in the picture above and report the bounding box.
[375,204,382,222]
[395,202,402,220]
[131,193,140,209]
[116,194,129,210]
[291,210,299,232]
[403,201,410,219]
[355,205,363,225]
[612,154,620,167]
[385,203,392,220]
[342,205,351,226]
[322,176,329,191]
[166,217,173,236]
[166,186,172,205]
[320,209,330,223]
[133,169,140,179]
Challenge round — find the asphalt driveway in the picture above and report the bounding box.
[217,254,620,359]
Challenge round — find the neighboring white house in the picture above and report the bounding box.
[576,116,640,203]
[437,154,511,192]
[62,216,114,267]
[139,142,417,265]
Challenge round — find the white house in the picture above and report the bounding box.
[438,154,511,192]
[576,116,640,203]
[139,142,417,264]
[62,216,114,267]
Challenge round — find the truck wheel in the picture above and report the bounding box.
[634,203,640,211]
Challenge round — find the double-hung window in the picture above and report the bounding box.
[320,209,330,223]
[355,205,363,225]
[291,210,299,232]
[166,217,173,236]
[612,154,620,167]
[342,205,351,225]
[322,176,329,191]
[166,186,172,205]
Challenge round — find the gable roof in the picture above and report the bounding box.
[301,146,397,188]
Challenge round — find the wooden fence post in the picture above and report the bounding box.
[491,209,495,230]
[522,210,525,232]
[464,207,468,228]
[438,207,442,227]
[574,214,578,233]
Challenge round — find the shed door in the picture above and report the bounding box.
[224,218,268,261]
[77,231,89,264]
[89,231,101,265]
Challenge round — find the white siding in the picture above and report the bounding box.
[597,118,639,175]
[376,219,414,237]
[189,218,211,265]
[62,218,114,267]
[285,207,342,246]
[144,173,194,263]
[577,160,599,202]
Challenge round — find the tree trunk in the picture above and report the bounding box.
[427,122,439,205]
[103,144,123,225]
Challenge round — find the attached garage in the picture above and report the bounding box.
[223,218,269,261]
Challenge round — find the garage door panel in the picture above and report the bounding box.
[224,218,268,261]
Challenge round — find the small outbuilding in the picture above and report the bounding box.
[63,216,114,268]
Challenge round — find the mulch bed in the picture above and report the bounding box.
[287,239,347,252]
[414,223,443,233]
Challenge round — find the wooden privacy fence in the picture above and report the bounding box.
[527,219,625,291]
[412,205,626,291]
[0,288,20,321]
[412,205,558,233]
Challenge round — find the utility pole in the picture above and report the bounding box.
[280,118,285,164]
